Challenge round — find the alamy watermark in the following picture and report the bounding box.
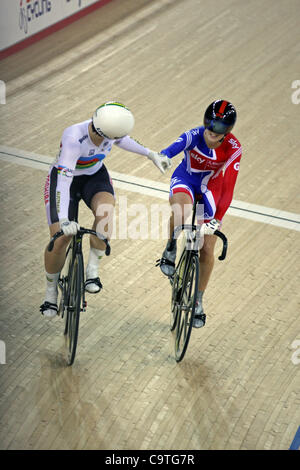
[0,340,6,364]
[291,340,300,365]
[291,80,300,104]
[0,80,6,104]
[94,197,206,249]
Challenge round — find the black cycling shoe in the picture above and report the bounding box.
[156,245,177,277]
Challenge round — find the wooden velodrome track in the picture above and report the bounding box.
[0,0,299,451]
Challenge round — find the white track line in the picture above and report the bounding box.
[1,145,300,232]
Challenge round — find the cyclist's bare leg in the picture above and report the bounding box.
[90,191,115,250]
[193,234,217,327]
[160,192,192,276]
[168,193,217,291]
[168,192,193,241]
[85,191,115,292]
[41,223,72,317]
[198,234,218,292]
[44,222,72,274]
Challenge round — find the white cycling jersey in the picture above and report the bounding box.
[45,119,151,221]
[53,119,150,175]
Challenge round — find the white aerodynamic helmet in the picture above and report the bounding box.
[92,101,135,139]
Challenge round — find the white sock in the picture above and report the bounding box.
[86,248,105,279]
[45,271,59,304]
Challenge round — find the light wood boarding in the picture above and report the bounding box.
[0,0,299,450]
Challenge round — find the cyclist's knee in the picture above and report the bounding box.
[94,207,114,224]
[170,195,193,224]
[199,236,217,258]
[54,234,72,251]
[91,192,115,217]
[48,224,71,252]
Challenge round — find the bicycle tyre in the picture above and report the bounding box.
[63,245,73,335]
[175,253,199,362]
[170,250,186,331]
[65,254,83,366]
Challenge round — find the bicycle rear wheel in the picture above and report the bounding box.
[65,254,83,366]
[175,253,199,362]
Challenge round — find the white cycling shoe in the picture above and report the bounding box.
[85,277,102,293]
[40,301,58,318]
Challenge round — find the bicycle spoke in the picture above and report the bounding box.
[47,227,110,366]
[170,251,186,331]
[64,254,83,366]
[174,254,199,362]
[168,202,228,363]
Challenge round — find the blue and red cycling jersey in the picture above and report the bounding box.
[160,126,242,221]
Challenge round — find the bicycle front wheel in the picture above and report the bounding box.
[65,254,83,366]
[170,250,186,331]
[175,253,199,362]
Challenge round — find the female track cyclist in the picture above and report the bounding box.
[158,100,242,328]
[40,101,171,318]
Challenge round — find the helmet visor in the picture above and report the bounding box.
[205,119,231,134]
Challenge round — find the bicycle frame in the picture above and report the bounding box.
[169,198,228,362]
[49,228,110,313]
[171,198,228,262]
[69,232,86,312]
[47,225,110,365]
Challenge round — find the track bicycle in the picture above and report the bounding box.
[160,197,228,362]
[47,224,110,366]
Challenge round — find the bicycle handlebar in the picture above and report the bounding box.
[171,225,228,261]
[214,229,228,261]
[47,228,111,256]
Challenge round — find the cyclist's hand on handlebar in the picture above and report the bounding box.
[59,218,80,236]
[147,151,171,174]
[201,218,221,236]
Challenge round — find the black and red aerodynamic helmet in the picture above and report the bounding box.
[204,100,237,134]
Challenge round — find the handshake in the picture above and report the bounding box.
[147,151,171,174]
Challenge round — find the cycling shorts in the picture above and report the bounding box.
[169,161,222,221]
[45,164,115,225]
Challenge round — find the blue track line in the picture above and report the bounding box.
[289,426,300,450]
